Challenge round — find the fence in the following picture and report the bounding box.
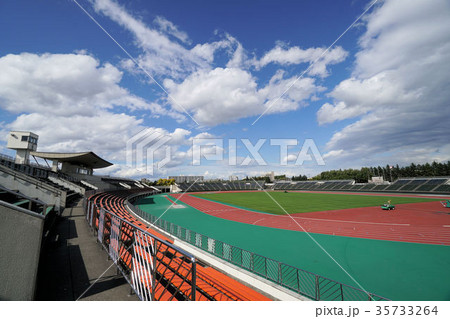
[125,193,390,301]
[84,198,198,301]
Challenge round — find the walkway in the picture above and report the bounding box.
[35,199,138,301]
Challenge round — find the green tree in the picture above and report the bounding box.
[156,178,175,186]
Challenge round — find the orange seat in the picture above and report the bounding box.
[88,190,270,301]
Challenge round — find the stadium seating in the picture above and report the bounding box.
[101,177,143,189]
[359,184,377,190]
[434,184,450,193]
[0,152,144,197]
[273,180,354,191]
[87,189,270,301]
[271,177,450,194]
[415,178,448,192]
[398,179,429,191]
[383,179,410,191]
[371,184,389,191]
[177,181,263,192]
[0,153,83,197]
[380,178,450,193]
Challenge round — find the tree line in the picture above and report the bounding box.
[311,161,450,183]
[141,178,175,186]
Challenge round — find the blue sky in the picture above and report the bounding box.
[1,0,449,180]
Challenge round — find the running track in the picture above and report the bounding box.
[170,193,450,245]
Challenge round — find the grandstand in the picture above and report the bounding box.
[273,180,354,191]
[178,181,264,192]
[271,177,450,195]
[0,131,152,300]
[0,149,148,203]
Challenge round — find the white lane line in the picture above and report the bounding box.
[191,195,412,227]
[252,218,266,225]
[286,215,411,227]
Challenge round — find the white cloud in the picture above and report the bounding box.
[283,154,298,163]
[256,44,348,77]
[0,52,182,121]
[92,0,209,78]
[317,70,423,125]
[153,16,191,45]
[259,70,325,115]
[318,0,450,166]
[189,40,231,65]
[92,0,255,83]
[323,149,344,160]
[0,52,120,116]
[8,111,143,157]
[164,67,260,126]
[317,102,369,125]
[89,0,350,127]
[164,67,323,126]
[0,51,203,178]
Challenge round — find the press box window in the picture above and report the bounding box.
[20,136,37,144]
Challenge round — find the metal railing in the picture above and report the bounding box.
[0,162,64,195]
[0,184,51,215]
[126,193,390,301]
[83,198,198,301]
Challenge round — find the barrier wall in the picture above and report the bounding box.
[0,201,45,300]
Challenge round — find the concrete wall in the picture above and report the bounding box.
[0,201,45,300]
[0,165,66,210]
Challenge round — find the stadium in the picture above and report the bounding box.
[1,0,450,312]
[1,130,449,301]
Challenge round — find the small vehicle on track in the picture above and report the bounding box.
[381,200,395,210]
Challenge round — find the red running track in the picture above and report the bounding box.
[171,193,450,246]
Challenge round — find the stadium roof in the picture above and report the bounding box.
[30,151,113,169]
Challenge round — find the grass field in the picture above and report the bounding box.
[193,191,442,215]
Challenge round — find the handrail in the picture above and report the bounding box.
[0,184,49,215]
[0,200,46,220]
[0,152,51,171]
[83,196,197,301]
[0,164,64,196]
[126,193,390,301]
[0,153,15,162]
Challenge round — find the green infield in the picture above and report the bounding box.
[193,191,442,215]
